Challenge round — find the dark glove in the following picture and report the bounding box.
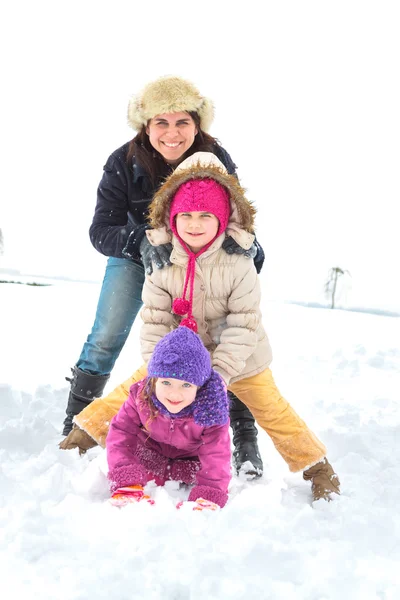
[222,236,257,259]
[139,236,173,275]
[59,424,98,455]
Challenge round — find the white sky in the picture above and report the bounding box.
[1,0,399,310]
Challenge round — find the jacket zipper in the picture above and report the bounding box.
[169,418,175,444]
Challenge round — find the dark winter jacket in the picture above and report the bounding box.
[89,142,265,272]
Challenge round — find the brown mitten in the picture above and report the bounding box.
[59,424,98,455]
[303,457,340,502]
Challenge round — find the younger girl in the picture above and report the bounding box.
[107,325,231,510]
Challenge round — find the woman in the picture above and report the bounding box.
[61,75,265,477]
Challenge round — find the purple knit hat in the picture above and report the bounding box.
[147,325,211,387]
[147,325,229,426]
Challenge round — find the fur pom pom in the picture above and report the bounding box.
[180,317,198,333]
[172,297,190,316]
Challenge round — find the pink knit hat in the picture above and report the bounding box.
[169,178,230,333]
[169,179,230,238]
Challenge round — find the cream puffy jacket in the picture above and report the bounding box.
[74,154,274,445]
[142,154,273,385]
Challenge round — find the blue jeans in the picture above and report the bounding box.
[77,257,145,375]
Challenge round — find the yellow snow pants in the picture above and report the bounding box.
[75,366,326,472]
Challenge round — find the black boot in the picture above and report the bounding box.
[229,392,263,478]
[62,367,110,436]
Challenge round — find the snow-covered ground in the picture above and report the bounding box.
[1,281,399,599]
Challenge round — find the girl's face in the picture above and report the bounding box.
[176,211,219,252]
[146,112,198,164]
[155,377,198,414]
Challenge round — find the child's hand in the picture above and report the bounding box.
[176,498,219,512]
[109,485,155,507]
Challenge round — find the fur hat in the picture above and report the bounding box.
[127,75,214,132]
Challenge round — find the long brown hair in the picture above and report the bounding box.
[126,112,220,186]
[138,377,159,431]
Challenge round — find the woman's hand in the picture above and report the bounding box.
[222,236,257,258]
[140,237,173,275]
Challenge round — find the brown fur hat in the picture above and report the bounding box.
[127,75,214,132]
[148,153,256,234]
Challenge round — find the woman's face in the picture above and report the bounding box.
[146,112,198,164]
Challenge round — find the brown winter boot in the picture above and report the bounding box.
[303,458,340,502]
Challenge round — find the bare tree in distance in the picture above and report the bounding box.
[325,267,351,309]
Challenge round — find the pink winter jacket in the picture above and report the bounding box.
[106,380,231,507]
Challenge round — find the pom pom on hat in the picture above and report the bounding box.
[172,298,190,316]
[180,317,198,333]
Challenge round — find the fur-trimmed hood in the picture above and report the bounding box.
[146,153,257,250]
